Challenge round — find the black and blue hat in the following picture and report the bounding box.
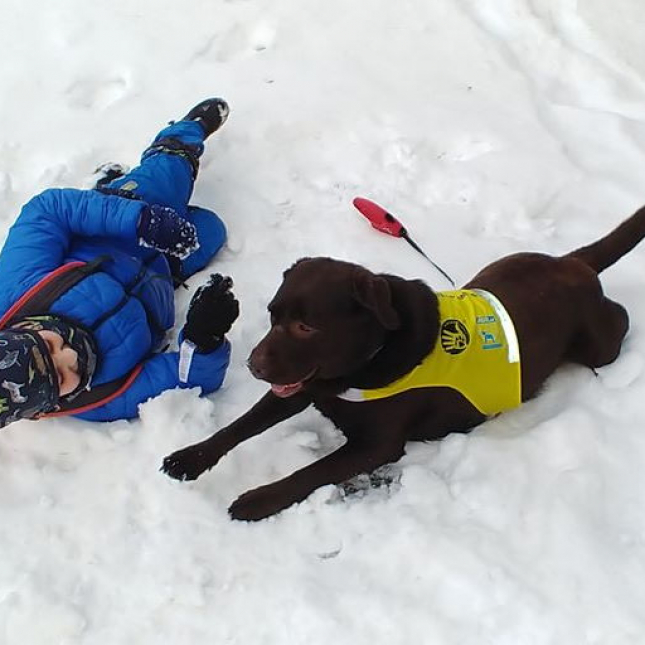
[0,315,97,428]
[0,328,58,427]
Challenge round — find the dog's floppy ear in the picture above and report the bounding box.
[352,268,401,330]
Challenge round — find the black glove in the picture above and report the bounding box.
[183,274,239,352]
[137,204,199,259]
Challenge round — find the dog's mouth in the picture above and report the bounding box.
[270,367,318,398]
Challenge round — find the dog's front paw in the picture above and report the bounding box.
[229,483,294,521]
[161,444,215,481]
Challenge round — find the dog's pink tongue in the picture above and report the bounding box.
[271,382,304,398]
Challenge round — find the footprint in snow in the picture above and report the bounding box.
[66,75,130,111]
[191,23,276,64]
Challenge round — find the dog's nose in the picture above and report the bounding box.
[248,359,265,379]
[248,348,270,380]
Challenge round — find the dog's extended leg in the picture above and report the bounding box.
[162,391,312,481]
[229,435,406,521]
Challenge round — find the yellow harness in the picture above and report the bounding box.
[338,289,522,416]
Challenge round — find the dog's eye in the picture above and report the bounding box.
[293,322,316,337]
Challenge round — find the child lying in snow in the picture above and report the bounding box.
[0,99,239,427]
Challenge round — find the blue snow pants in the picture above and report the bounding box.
[104,120,227,279]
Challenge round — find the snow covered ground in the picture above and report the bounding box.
[1,0,645,643]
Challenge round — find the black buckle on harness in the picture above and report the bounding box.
[141,137,201,180]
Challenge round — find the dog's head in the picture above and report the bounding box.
[248,257,402,397]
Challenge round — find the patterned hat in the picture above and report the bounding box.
[0,315,98,428]
[0,329,59,427]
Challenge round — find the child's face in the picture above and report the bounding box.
[37,330,80,397]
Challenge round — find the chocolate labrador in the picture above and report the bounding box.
[162,205,645,520]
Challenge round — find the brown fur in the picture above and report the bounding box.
[163,205,645,520]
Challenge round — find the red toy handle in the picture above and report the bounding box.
[353,197,405,237]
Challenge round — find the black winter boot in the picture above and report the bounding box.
[93,162,128,189]
[181,98,229,138]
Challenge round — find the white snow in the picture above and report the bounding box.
[2,0,645,643]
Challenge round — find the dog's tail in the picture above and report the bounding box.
[566,204,645,274]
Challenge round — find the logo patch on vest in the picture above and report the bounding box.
[440,319,470,354]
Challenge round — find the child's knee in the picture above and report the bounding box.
[181,207,227,277]
[194,207,227,254]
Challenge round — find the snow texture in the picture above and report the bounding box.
[1,0,645,643]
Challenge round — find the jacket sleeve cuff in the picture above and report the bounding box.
[178,335,230,385]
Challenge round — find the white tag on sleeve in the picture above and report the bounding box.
[178,340,197,383]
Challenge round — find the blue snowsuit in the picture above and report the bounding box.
[0,121,229,421]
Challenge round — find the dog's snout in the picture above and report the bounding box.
[248,346,272,380]
[248,359,266,380]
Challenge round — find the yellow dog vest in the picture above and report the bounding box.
[338,289,522,416]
